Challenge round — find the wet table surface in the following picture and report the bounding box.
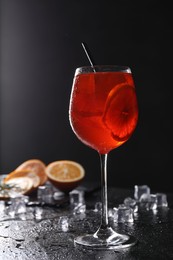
[0,185,173,260]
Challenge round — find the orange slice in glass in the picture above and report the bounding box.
[45,160,85,193]
[103,84,138,142]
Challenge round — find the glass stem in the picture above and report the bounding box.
[99,153,109,228]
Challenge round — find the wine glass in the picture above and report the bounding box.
[69,65,139,249]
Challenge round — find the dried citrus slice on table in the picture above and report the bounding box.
[15,159,47,185]
[45,160,85,193]
[1,170,38,198]
[3,175,35,195]
[103,83,138,142]
[3,170,40,189]
[0,159,47,199]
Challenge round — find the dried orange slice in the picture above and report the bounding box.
[2,170,37,196]
[103,84,138,142]
[3,170,40,188]
[3,176,34,195]
[45,160,85,193]
[15,159,47,185]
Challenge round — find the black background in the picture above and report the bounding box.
[0,0,172,192]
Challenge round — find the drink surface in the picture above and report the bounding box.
[69,71,138,154]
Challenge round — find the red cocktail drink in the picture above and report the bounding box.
[69,65,139,249]
[70,70,138,154]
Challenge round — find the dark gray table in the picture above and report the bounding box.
[0,186,173,260]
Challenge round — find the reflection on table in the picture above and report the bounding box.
[0,183,173,260]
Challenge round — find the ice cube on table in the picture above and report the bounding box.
[6,195,29,217]
[146,194,158,210]
[134,185,150,202]
[73,204,86,215]
[147,193,168,209]
[69,190,86,215]
[37,186,46,203]
[58,216,69,232]
[69,190,85,208]
[34,207,43,219]
[109,207,118,221]
[144,193,168,210]
[0,201,6,214]
[111,204,134,223]
[124,197,138,212]
[53,190,65,200]
[156,193,168,207]
[94,202,102,212]
[117,204,134,223]
[37,185,54,204]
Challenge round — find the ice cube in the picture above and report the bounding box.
[144,193,168,210]
[116,204,134,223]
[109,207,118,222]
[69,190,85,208]
[0,200,6,214]
[6,195,28,217]
[124,197,138,213]
[35,207,43,219]
[37,186,46,203]
[58,216,69,232]
[53,191,65,200]
[134,185,150,201]
[94,202,102,212]
[73,204,86,215]
[156,193,168,207]
[37,185,53,204]
[146,194,158,210]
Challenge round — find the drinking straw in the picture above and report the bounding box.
[81,42,96,72]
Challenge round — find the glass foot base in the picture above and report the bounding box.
[74,227,137,250]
